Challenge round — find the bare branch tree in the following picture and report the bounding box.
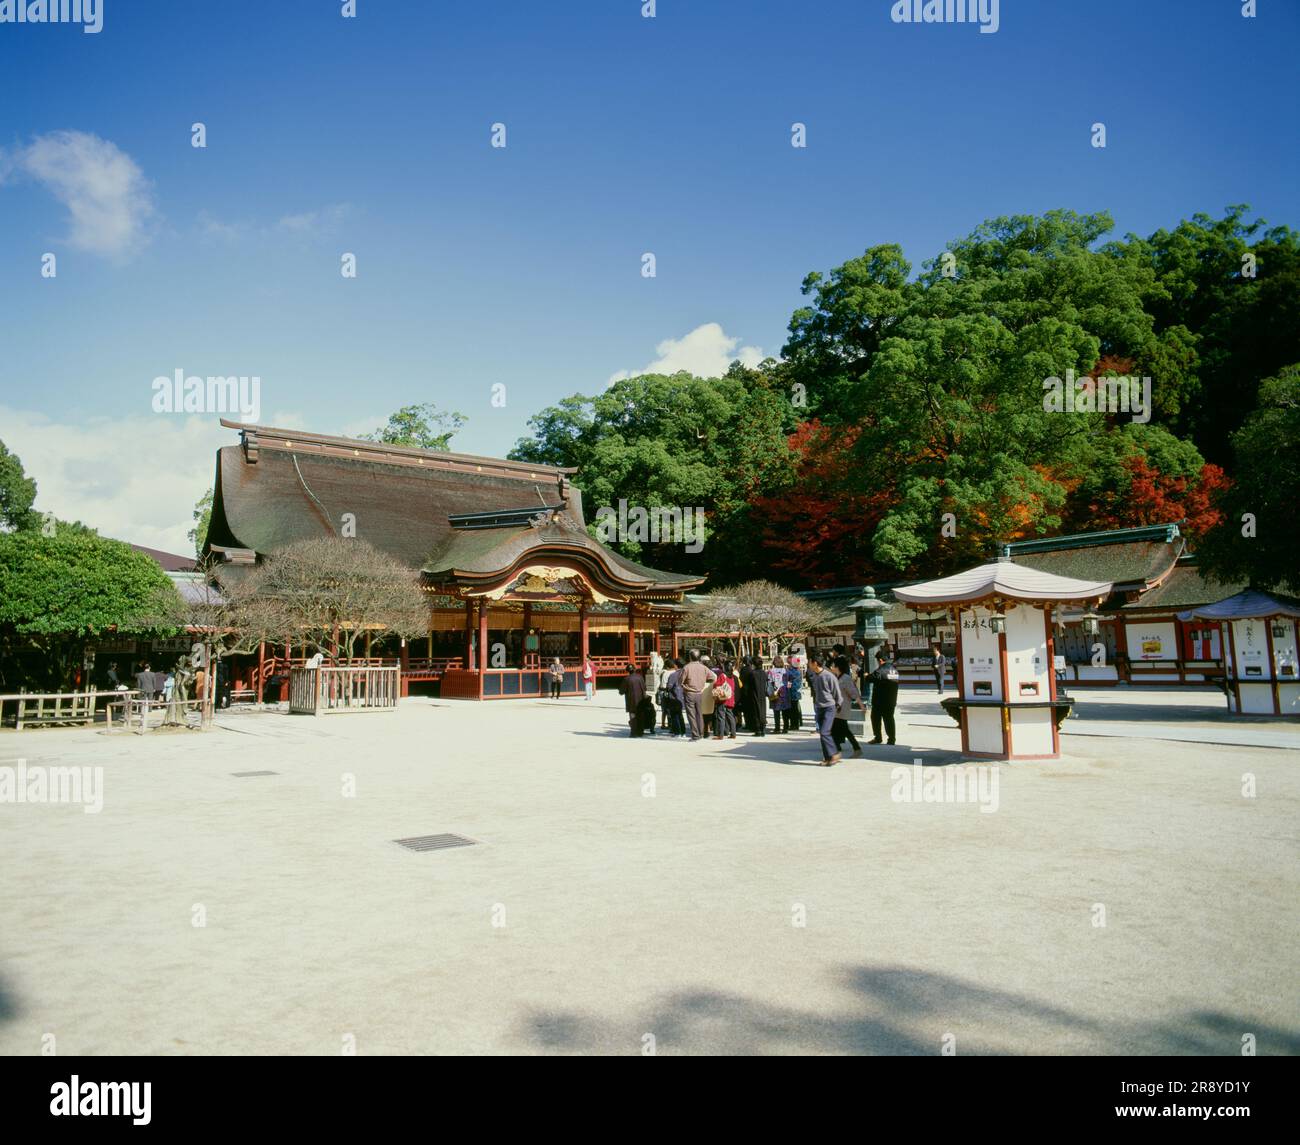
[148,540,430,666]
[685,580,834,656]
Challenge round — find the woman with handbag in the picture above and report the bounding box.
[711,662,737,740]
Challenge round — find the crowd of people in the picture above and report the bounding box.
[103,658,233,709]
[616,643,915,766]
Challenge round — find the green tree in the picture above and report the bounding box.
[189,487,213,558]
[0,440,38,532]
[781,210,1220,578]
[0,531,178,689]
[1107,206,1300,462]
[1195,364,1300,591]
[360,403,467,451]
[510,369,796,581]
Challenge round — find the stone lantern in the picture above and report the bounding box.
[849,587,887,666]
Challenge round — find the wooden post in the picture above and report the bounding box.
[579,601,590,663]
[399,638,410,698]
[997,616,1010,757]
[257,640,266,704]
[627,603,636,665]
[464,600,474,667]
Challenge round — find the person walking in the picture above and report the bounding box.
[711,661,737,739]
[932,644,946,693]
[744,655,768,736]
[582,656,596,701]
[784,656,804,731]
[618,663,648,737]
[807,651,843,765]
[868,651,901,745]
[831,655,865,758]
[549,657,565,699]
[679,650,712,742]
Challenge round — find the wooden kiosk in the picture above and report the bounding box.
[894,559,1112,760]
[1180,590,1300,717]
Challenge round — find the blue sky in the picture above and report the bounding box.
[0,0,1296,551]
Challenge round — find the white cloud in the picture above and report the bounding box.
[197,209,249,244]
[607,322,764,386]
[9,131,154,258]
[196,203,352,244]
[277,203,350,235]
[0,408,227,556]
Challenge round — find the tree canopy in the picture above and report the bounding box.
[0,530,178,689]
[511,206,1291,589]
[360,402,467,451]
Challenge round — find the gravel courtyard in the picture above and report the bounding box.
[2,687,1296,1056]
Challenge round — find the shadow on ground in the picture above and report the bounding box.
[572,727,969,767]
[519,964,1300,1055]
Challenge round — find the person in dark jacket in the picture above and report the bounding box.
[744,655,768,737]
[807,651,843,765]
[134,662,155,696]
[618,664,648,737]
[664,658,687,738]
[868,652,900,745]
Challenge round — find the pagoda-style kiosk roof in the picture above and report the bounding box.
[892,561,1112,607]
[896,559,1113,759]
[1180,589,1300,718]
[204,421,704,700]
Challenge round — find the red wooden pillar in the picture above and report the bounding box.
[953,608,970,755]
[996,613,1010,757]
[280,638,291,702]
[579,601,590,663]
[478,599,489,699]
[522,602,533,668]
[256,640,266,703]
[399,638,410,697]
[627,603,636,665]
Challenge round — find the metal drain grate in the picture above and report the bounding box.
[394,833,478,853]
[231,770,279,777]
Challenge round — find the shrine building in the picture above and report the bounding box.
[202,421,704,699]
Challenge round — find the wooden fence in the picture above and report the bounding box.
[0,690,137,731]
[288,666,399,715]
